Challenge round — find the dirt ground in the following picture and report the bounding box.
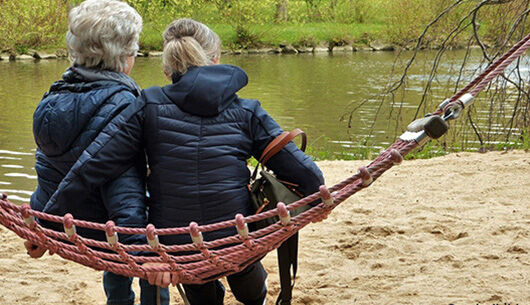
[0,150,528,304]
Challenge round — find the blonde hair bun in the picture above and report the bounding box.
[162,19,221,76]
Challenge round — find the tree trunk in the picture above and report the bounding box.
[275,0,289,23]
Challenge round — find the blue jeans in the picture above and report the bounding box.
[103,271,170,305]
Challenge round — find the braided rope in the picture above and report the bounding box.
[433,33,530,116]
[0,34,528,284]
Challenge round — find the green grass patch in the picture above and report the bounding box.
[248,22,384,47]
[405,141,448,160]
[139,22,385,51]
[494,131,530,151]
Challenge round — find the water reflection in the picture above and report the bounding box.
[0,52,527,203]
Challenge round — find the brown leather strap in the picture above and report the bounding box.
[261,129,306,166]
[251,129,307,180]
[259,132,289,164]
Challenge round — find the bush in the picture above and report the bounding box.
[0,0,69,52]
[2,0,526,52]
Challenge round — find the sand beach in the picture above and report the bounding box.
[0,150,528,304]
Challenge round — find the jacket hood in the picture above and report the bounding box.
[33,67,138,157]
[162,64,248,117]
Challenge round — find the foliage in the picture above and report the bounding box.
[383,0,530,47]
[0,0,69,52]
[476,0,530,46]
[2,0,527,57]
[383,0,475,47]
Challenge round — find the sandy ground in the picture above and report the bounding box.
[0,150,528,305]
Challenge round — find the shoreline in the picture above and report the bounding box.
[1,42,484,62]
[0,45,392,62]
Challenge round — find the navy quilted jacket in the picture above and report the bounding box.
[31,67,147,244]
[45,64,324,245]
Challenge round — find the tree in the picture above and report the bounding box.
[345,0,530,151]
[275,0,289,23]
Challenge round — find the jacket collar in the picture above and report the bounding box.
[64,65,141,96]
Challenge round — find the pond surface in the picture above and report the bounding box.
[0,51,526,203]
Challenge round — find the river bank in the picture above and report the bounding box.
[1,41,483,62]
[0,150,528,304]
[0,44,393,62]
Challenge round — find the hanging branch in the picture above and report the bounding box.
[345,0,529,151]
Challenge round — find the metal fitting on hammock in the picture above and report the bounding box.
[63,213,77,238]
[319,185,334,207]
[458,93,474,108]
[438,98,451,111]
[105,221,118,246]
[146,224,160,249]
[389,149,403,165]
[443,103,462,120]
[277,202,291,225]
[399,130,430,146]
[235,214,249,238]
[443,94,475,121]
[358,166,373,186]
[189,222,203,245]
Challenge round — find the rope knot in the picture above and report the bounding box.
[358,166,373,186]
[146,224,160,250]
[20,204,30,218]
[277,202,291,225]
[389,149,403,165]
[63,213,74,228]
[20,204,36,229]
[63,213,76,238]
[105,221,118,247]
[319,185,333,207]
[189,222,203,246]
[235,214,249,238]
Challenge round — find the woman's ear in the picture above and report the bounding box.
[124,56,135,75]
[212,56,220,65]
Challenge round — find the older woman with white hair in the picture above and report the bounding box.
[26,1,169,304]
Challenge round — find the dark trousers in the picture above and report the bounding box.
[183,261,267,305]
[103,271,170,305]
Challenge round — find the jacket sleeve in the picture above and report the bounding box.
[42,97,146,217]
[250,103,325,197]
[100,162,148,245]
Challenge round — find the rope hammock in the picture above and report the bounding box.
[1,33,528,286]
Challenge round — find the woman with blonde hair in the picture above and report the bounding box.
[27,0,168,304]
[46,18,324,305]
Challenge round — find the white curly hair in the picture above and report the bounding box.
[66,0,142,72]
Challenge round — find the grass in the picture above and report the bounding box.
[405,141,448,160]
[139,22,385,51]
[238,22,384,47]
[494,131,530,151]
[245,131,530,165]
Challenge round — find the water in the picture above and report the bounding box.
[0,51,527,203]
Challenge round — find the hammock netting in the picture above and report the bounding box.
[0,33,528,285]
